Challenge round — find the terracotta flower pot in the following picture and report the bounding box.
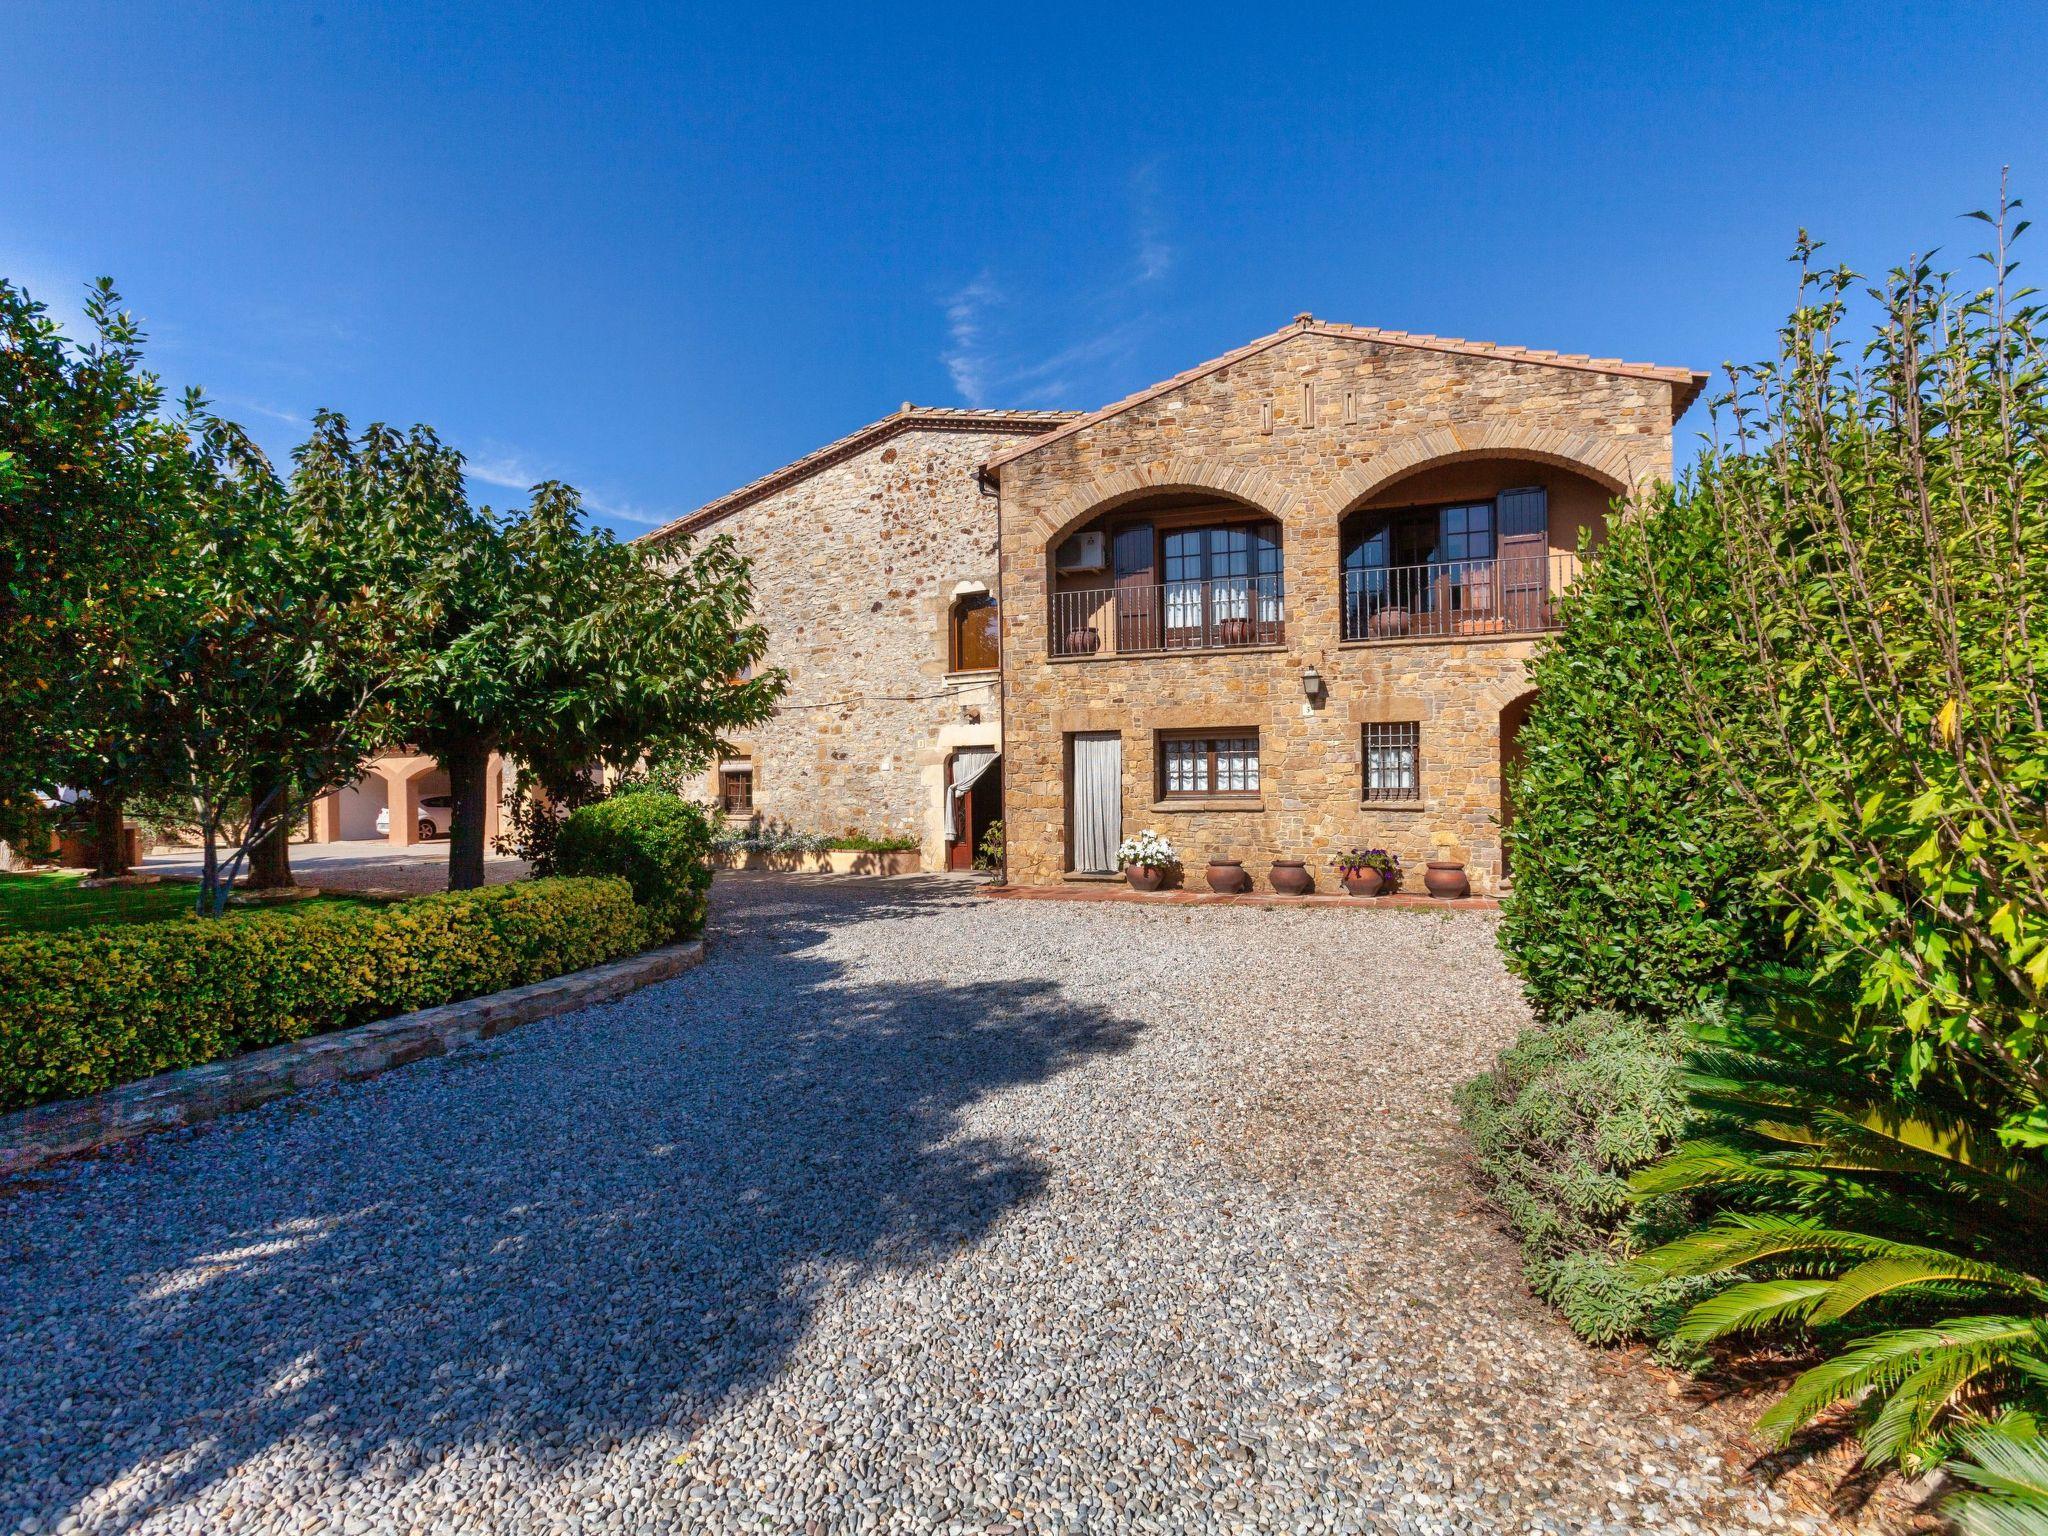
[1269,859,1313,896]
[1064,625,1101,655]
[1125,865,1164,892]
[1217,617,1254,646]
[1341,868,1384,898]
[1424,859,1470,900]
[1205,858,1250,895]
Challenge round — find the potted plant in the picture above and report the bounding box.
[1116,829,1177,892]
[1204,856,1251,894]
[1268,858,1313,896]
[1332,847,1400,897]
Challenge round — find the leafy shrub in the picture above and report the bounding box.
[1497,501,1777,1020]
[1635,1014,2048,1472]
[555,789,713,943]
[827,833,918,853]
[0,876,642,1111]
[1457,1009,1708,1350]
[1654,219,2048,1150]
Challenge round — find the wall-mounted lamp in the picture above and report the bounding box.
[1301,665,1325,701]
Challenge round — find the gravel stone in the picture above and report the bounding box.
[0,874,1877,1533]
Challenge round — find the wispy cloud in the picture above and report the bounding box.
[1130,161,1175,285]
[935,163,1179,410]
[942,272,1002,407]
[216,394,307,428]
[463,441,672,530]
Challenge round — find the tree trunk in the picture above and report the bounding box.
[198,801,224,917]
[91,790,128,879]
[444,734,494,891]
[247,766,294,890]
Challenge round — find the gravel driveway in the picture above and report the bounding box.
[1,876,1844,1535]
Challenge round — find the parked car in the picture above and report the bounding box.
[375,794,456,840]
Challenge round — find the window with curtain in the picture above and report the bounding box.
[1159,732,1260,798]
[1162,523,1282,638]
[1362,723,1421,802]
[949,593,999,672]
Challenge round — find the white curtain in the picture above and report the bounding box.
[1070,732,1123,873]
[946,747,999,839]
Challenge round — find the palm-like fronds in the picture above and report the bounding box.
[1632,1016,2048,1470]
[1945,1426,2048,1536]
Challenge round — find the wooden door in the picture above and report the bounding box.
[1497,487,1549,630]
[1112,523,1158,652]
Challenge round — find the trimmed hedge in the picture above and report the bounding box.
[1456,1008,1708,1355]
[0,876,643,1112]
[556,789,714,944]
[1498,500,1776,1020]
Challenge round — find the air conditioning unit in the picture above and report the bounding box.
[1055,530,1107,573]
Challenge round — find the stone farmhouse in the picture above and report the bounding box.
[641,316,1706,894]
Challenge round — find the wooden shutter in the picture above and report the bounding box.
[1496,487,1549,630]
[1112,523,1157,652]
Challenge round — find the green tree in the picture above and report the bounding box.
[144,401,413,913]
[406,480,783,889]
[0,278,185,867]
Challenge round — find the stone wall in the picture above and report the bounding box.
[659,421,1046,870]
[994,326,1685,891]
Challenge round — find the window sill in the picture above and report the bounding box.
[1148,798,1265,814]
[1360,799,1432,813]
[1046,644,1288,664]
[1338,631,1548,650]
[945,668,999,682]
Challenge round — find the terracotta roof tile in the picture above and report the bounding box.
[636,406,1077,545]
[980,319,1710,472]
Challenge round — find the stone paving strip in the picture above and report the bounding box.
[0,941,706,1176]
[0,875,1876,1535]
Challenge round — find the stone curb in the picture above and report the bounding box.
[0,938,706,1177]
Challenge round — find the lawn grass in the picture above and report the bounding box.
[0,870,376,935]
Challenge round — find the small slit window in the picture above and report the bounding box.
[1159,732,1260,799]
[1363,723,1421,802]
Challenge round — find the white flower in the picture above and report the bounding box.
[1116,829,1178,869]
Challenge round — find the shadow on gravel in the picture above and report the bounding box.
[0,876,1139,1531]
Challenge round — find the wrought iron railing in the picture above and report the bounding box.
[1341,552,1581,641]
[1050,574,1286,658]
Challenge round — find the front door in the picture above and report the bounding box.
[1068,732,1123,873]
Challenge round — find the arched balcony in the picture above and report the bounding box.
[1338,459,1616,642]
[1047,491,1284,659]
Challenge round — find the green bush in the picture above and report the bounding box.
[0,876,643,1111]
[827,833,918,853]
[555,789,713,943]
[1497,501,1778,1020]
[1457,1008,1708,1351]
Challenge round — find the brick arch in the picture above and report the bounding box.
[1329,425,1640,518]
[1030,459,1298,548]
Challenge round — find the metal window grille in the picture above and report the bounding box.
[1363,723,1420,801]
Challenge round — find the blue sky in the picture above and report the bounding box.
[6,1,2044,536]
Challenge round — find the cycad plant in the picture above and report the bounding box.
[1945,1426,2048,1536]
[1632,1015,2048,1472]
